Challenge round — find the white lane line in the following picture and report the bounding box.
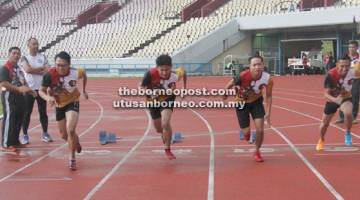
[271,126,344,200]
[83,110,152,200]
[0,99,104,182]
[274,105,360,139]
[189,108,215,200]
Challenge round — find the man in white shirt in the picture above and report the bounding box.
[19,37,53,144]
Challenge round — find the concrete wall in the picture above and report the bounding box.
[172,19,247,63]
[210,36,252,75]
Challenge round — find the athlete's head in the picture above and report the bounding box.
[27,37,39,54]
[248,55,264,77]
[55,51,71,76]
[336,54,351,77]
[348,40,358,55]
[156,54,172,79]
[8,46,21,64]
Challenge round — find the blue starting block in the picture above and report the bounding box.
[171,132,183,144]
[248,131,256,144]
[99,130,107,145]
[239,130,244,140]
[107,132,117,144]
[99,131,117,145]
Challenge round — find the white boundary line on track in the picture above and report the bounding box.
[271,125,344,200]
[274,90,324,99]
[276,87,323,94]
[274,104,360,139]
[274,96,323,107]
[83,110,152,200]
[39,122,318,144]
[189,108,215,200]
[10,142,360,151]
[0,99,104,183]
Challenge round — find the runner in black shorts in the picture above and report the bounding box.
[56,101,80,121]
[224,55,273,162]
[316,55,358,151]
[148,96,175,120]
[140,54,186,160]
[235,96,265,129]
[39,51,88,170]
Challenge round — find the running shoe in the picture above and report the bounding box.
[316,139,324,151]
[254,151,264,162]
[1,146,17,152]
[165,149,176,160]
[41,132,53,143]
[20,134,29,145]
[69,159,77,171]
[345,132,352,146]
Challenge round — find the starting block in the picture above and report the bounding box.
[171,132,183,144]
[99,130,107,145]
[239,130,256,144]
[107,133,117,144]
[239,130,244,140]
[99,131,117,145]
[248,131,256,144]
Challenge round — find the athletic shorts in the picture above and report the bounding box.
[148,96,175,120]
[56,101,80,121]
[324,98,352,115]
[235,97,265,128]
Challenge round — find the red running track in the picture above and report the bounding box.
[0,75,359,200]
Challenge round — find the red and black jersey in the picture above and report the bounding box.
[42,67,85,108]
[141,68,163,89]
[0,60,26,111]
[141,67,180,101]
[324,68,354,98]
[234,69,273,103]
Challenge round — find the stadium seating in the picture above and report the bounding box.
[134,0,301,58]
[1,0,359,59]
[46,0,192,59]
[0,0,99,58]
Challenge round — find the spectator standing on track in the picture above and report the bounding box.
[19,37,53,144]
[0,47,34,152]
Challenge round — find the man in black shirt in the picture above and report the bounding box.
[0,47,34,152]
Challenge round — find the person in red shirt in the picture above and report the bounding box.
[39,51,88,170]
[140,54,186,160]
[223,55,273,162]
[316,55,356,150]
[0,47,34,152]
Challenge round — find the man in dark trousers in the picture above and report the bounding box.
[19,37,52,144]
[0,47,34,152]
